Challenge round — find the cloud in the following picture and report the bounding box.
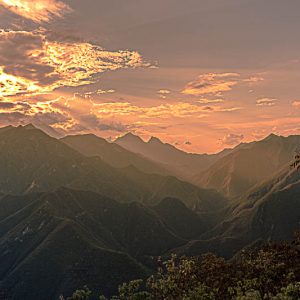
[0,111,25,123]
[78,114,129,132]
[182,73,240,96]
[292,101,300,107]
[0,100,30,111]
[93,101,242,119]
[0,30,147,97]
[74,89,116,99]
[0,101,16,109]
[93,102,208,119]
[0,101,70,128]
[31,111,70,125]
[222,133,244,146]
[243,76,264,84]
[256,98,277,106]
[96,89,116,95]
[157,89,171,99]
[198,98,224,104]
[158,89,171,94]
[0,96,74,130]
[0,0,71,23]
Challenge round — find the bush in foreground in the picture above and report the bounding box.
[65,233,300,300]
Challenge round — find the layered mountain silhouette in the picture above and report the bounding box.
[115,132,230,183]
[195,134,300,198]
[0,124,226,212]
[174,165,300,258]
[0,188,208,299]
[1,125,300,299]
[61,134,168,176]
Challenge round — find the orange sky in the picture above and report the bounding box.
[1,0,300,153]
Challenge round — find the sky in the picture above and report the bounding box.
[0,0,300,153]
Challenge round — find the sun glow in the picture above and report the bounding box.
[0,0,71,23]
[0,31,147,97]
[0,67,42,97]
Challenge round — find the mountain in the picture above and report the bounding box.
[153,198,208,239]
[0,124,227,212]
[0,188,207,299]
[174,165,300,258]
[61,134,168,176]
[32,122,65,139]
[195,134,300,198]
[115,133,230,183]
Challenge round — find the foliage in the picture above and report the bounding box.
[66,233,300,300]
[290,149,300,169]
[66,286,92,300]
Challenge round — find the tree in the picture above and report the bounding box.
[290,149,300,169]
[66,234,300,300]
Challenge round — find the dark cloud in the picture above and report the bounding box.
[0,30,60,86]
[0,101,31,110]
[0,102,15,109]
[79,114,129,132]
[0,111,25,124]
[32,111,70,125]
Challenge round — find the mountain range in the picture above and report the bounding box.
[0,188,209,299]
[0,124,226,212]
[1,124,300,299]
[115,132,230,183]
[175,165,300,258]
[195,134,300,198]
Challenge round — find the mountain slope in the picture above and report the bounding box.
[175,166,300,258]
[0,188,208,299]
[195,134,300,198]
[0,124,227,212]
[153,198,208,239]
[115,133,230,183]
[61,134,168,176]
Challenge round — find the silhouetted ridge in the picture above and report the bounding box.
[116,132,230,183]
[0,125,226,211]
[148,136,163,144]
[23,123,37,130]
[196,134,300,198]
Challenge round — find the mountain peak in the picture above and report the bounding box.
[116,132,144,143]
[264,133,281,141]
[148,136,163,144]
[23,123,37,130]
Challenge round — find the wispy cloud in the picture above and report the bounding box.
[182,73,240,96]
[243,76,264,84]
[222,133,244,146]
[157,89,171,99]
[0,0,71,23]
[198,98,224,104]
[292,101,300,107]
[256,98,277,106]
[0,30,147,97]
[93,101,241,119]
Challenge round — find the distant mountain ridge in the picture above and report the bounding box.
[195,134,300,198]
[61,134,168,176]
[173,164,300,258]
[115,132,230,182]
[0,124,227,212]
[1,124,300,299]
